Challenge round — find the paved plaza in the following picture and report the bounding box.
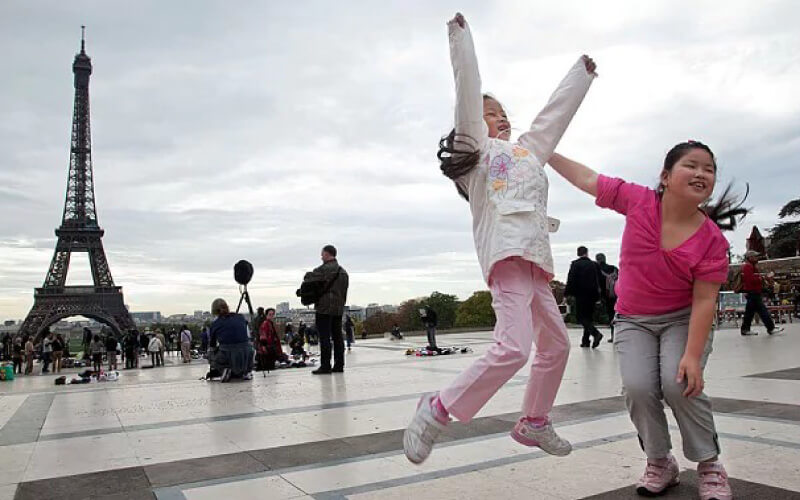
[1,324,800,499]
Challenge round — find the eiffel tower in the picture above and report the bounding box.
[19,28,134,339]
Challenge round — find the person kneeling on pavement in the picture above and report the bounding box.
[208,298,254,382]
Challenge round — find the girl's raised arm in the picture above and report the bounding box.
[518,56,596,166]
[448,13,488,151]
[548,153,598,197]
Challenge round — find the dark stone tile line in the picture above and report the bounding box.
[580,469,800,500]
[0,393,54,446]
[309,427,800,500]
[21,378,532,445]
[15,398,627,500]
[745,366,800,380]
[308,432,640,499]
[17,395,800,500]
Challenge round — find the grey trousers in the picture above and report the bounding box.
[614,307,720,462]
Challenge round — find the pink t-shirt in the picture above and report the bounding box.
[595,175,730,316]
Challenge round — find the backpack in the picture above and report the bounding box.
[732,271,744,293]
[600,268,619,300]
[296,268,341,306]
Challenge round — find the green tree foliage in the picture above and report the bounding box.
[455,291,495,327]
[420,291,460,329]
[768,197,800,258]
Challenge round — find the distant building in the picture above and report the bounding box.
[277,302,290,314]
[346,306,364,321]
[130,311,162,324]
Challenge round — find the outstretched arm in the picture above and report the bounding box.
[518,56,596,165]
[448,13,488,151]
[548,153,599,197]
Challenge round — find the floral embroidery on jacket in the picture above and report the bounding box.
[485,140,547,216]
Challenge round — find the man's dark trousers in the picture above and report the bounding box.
[576,296,602,346]
[316,313,344,370]
[741,292,775,333]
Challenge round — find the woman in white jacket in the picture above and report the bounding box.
[404,12,596,464]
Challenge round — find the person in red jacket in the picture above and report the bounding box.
[740,251,784,335]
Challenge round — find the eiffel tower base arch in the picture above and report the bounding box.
[20,286,135,340]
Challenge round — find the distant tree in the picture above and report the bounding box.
[767,198,800,258]
[455,291,495,328]
[363,311,398,335]
[550,280,566,305]
[420,291,460,329]
[396,299,424,331]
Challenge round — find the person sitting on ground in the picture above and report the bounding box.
[209,298,255,382]
[90,334,105,372]
[257,308,286,371]
[289,333,307,358]
[391,324,404,340]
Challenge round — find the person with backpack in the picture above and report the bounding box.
[299,245,349,374]
[596,253,619,342]
[566,246,603,348]
[739,250,784,335]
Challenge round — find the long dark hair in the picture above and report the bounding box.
[437,95,497,201]
[659,141,750,231]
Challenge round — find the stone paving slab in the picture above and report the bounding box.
[582,470,800,499]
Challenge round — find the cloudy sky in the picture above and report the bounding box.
[1,1,798,320]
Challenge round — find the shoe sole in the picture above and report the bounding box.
[509,428,571,456]
[404,394,435,465]
[403,429,425,464]
[636,477,679,497]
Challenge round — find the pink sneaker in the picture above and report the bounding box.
[697,461,733,500]
[636,454,680,496]
[510,417,572,456]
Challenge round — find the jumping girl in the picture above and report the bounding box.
[547,142,746,500]
[404,13,596,464]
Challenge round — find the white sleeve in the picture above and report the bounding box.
[449,20,488,152]
[517,57,595,165]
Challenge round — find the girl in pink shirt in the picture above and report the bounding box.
[548,141,747,500]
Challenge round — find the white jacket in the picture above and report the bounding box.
[448,20,594,282]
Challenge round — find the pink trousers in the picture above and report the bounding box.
[440,257,570,422]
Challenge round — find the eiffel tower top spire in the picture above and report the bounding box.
[62,25,98,229]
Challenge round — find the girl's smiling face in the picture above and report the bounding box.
[660,148,716,204]
[483,97,511,141]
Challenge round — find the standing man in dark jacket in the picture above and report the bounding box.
[421,306,439,351]
[566,246,603,348]
[740,250,784,335]
[306,245,349,374]
[595,253,618,343]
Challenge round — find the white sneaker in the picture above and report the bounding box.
[403,393,448,464]
[242,372,253,380]
[510,417,572,456]
[768,326,785,335]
